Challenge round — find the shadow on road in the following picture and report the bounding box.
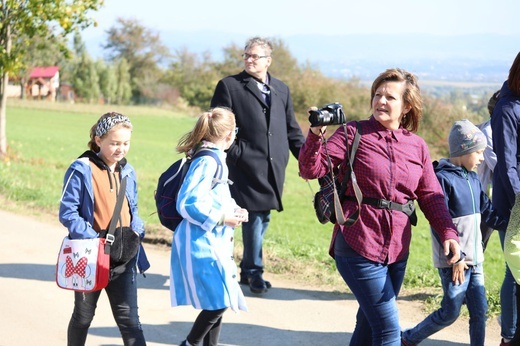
[0,263,355,302]
[88,320,351,346]
[0,263,55,281]
[88,320,468,346]
[0,263,469,346]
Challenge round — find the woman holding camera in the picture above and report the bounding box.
[298,68,462,346]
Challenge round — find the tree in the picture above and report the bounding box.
[213,43,242,78]
[114,58,131,105]
[70,32,100,103]
[166,48,220,109]
[97,59,117,104]
[0,0,104,158]
[103,17,170,104]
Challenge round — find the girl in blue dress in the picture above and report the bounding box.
[170,107,248,346]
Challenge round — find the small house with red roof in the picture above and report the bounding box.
[26,66,60,101]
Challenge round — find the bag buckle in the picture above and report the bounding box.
[105,233,115,245]
[378,199,391,209]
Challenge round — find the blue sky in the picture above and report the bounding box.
[83,0,520,39]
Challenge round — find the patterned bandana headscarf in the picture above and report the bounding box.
[95,113,132,137]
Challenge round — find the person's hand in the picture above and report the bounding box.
[308,107,326,135]
[235,208,248,223]
[224,214,243,227]
[224,208,248,227]
[452,261,468,285]
[444,239,461,265]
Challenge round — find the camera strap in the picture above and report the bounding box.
[323,122,363,226]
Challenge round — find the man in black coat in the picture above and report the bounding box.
[210,36,304,294]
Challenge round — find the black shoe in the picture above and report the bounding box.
[239,274,249,285]
[239,274,272,289]
[248,275,268,294]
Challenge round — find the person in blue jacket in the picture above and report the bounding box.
[59,112,149,346]
[492,51,520,346]
[402,119,507,346]
[170,107,248,346]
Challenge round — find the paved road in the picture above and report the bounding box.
[0,209,501,345]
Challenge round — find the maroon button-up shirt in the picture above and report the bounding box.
[299,117,459,264]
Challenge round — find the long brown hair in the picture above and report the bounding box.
[508,51,520,95]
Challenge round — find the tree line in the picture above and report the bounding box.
[3,13,496,159]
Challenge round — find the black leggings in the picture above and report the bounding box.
[186,308,227,346]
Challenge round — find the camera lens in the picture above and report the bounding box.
[308,103,346,127]
[308,110,328,127]
[308,110,337,127]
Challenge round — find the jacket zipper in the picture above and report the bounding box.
[463,169,478,266]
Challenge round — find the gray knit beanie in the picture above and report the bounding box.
[449,119,486,157]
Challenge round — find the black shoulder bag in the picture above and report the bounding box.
[103,177,140,268]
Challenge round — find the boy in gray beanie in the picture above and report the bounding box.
[402,119,507,346]
[449,119,487,158]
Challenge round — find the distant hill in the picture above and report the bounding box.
[86,31,518,84]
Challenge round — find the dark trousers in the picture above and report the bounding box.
[67,258,146,346]
[186,308,227,346]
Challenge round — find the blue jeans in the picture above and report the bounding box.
[402,264,487,346]
[499,230,517,339]
[335,253,408,346]
[240,211,270,277]
[67,258,146,346]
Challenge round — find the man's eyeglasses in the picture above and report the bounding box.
[242,53,270,61]
[234,127,239,135]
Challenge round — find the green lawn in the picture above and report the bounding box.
[0,100,507,315]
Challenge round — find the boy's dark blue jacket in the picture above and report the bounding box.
[430,159,507,268]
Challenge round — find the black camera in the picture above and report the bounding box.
[308,102,346,127]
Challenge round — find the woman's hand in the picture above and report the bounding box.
[443,239,461,265]
[308,107,327,135]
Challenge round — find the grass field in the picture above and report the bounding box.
[0,100,507,316]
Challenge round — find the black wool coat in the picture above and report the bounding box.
[210,71,305,211]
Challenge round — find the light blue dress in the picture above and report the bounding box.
[170,146,247,313]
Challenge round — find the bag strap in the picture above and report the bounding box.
[104,176,127,255]
[191,149,226,188]
[334,122,362,226]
